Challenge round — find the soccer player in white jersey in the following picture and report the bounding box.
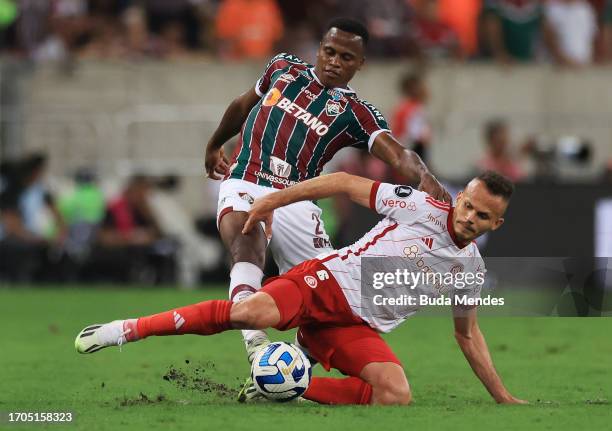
[75,170,526,406]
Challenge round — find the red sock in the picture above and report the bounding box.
[131,300,233,339]
[303,377,372,405]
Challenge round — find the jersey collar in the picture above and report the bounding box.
[446,207,470,249]
[308,68,356,94]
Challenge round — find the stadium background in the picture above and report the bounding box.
[0,1,611,429]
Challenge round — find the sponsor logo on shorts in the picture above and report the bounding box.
[394,185,413,198]
[270,156,292,179]
[304,275,318,288]
[316,270,329,281]
[238,192,254,204]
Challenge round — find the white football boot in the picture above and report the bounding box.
[75,320,133,354]
[245,333,271,365]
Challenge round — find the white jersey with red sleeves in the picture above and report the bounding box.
[318,182,485,333]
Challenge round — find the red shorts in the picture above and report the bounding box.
[261,259,402,376]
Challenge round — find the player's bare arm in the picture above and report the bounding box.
[205,87,260,180]
[371,132,451,203]
[453,307,527,404]
[242,172,373,237]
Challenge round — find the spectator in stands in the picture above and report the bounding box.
[591,0,612,62]
[215,0,284,60]
[346,0,413,57]
[143,0,201,58]
[16,153,66,241]
[476,119,526,182]
[410,0,461,60]
[543,0,598,67]
[92,175,176,283]
[437,0,482,58]
[479,0,542,63]
[97,175,160,248]
[58,168,105,262]
[391,72,432,164]
[0,153,65,281]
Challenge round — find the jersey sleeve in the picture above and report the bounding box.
[369,181,427,223]
[255,53,306,97]
[349,100,391,152]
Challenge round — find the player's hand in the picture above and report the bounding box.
[205,147,230,180]
[418,173,452,203]
[242,196,274,239]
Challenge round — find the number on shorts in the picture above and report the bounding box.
[312,212,323,235]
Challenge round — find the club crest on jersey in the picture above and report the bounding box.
[325,99,345,117]
[270,156,292,179]
[278,73,296,83]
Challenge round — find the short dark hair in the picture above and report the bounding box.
[327,18,369,45]
[476,170,514,201]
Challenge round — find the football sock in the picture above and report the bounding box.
[303,377,373,405]
[126,300,233,340]
[228,261,267,343]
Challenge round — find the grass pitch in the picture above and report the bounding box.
[1,286,611,431]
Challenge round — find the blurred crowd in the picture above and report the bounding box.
[0,0,611,65]
[0,153,225,284]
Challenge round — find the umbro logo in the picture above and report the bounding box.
[421,237,434,249]
[173,311,185,330]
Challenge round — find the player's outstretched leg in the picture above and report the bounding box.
[219,211,271,363]
[75,293,281,354]
[302,363,411,406]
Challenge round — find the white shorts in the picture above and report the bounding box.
[216,179,334,274]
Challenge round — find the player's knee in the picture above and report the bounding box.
[373,381,412,406]
[229,243,265,269]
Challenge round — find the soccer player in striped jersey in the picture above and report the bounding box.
[204,18,450,366]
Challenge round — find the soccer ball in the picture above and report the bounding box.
[251,341,312,401]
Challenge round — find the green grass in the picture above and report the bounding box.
[1,286,611,431]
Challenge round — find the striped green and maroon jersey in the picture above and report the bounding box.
[228,53,390,189]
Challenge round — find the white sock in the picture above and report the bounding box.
[228,262,268,343]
